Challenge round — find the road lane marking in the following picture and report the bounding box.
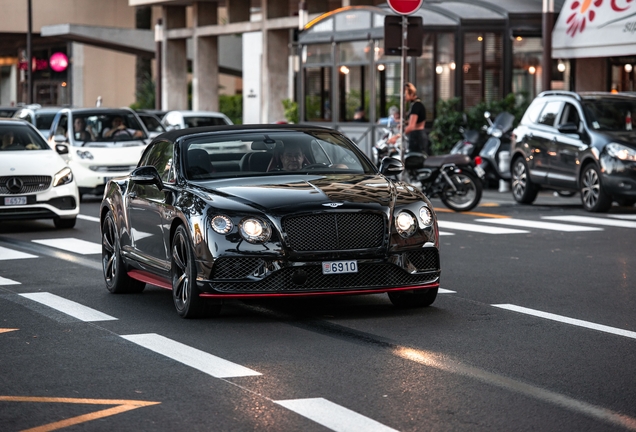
[492,304,636,340]
[0,328,18,334]
[475,218,603,232]
[274,398,399,432]
[543,215,636,229]
[0,246,37,260]
[0,276,20,285]
[0,396,160,432]
[19,293,117,322]
[32,238,102,255]
[121,333,261,378]
[437,221,529,234]
[434,208,510,218]
[439,288,456,294]
[438,231,455,236]
[394,347,636,431]
[608,215,636,220]
[77,214,100,222]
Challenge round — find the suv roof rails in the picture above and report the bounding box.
[537,91,581,100]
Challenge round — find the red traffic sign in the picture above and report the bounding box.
[387,0,423,15]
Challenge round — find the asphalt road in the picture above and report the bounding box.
[1,190,635,432]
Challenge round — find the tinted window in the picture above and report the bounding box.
[522,100,546,124]
[0,124,50,151]
[184,116,229,128]
[582,98,636,131]
[537,101,563,127]
[140,114,166,132]
[35,113,57,131]
[140,141,175,183]
[559,103,581,126]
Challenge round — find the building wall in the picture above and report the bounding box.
[575,58,608,92]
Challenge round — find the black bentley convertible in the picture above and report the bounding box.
[100,125,441,318]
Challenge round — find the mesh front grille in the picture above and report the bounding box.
[0,176,51,194]
[283,213,385,251]
[211,263,439,293]
[212,258,266,279]
[405,250,440,272]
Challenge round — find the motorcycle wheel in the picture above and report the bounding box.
[440,171,483,212]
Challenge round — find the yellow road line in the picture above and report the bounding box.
[433,208,510,219]
[0,396,160,432]
[0,328,18,334]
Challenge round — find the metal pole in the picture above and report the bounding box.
[27,0,33,104]
[542,0,554,92]
[155,18,163,111]
[399,15,407,165]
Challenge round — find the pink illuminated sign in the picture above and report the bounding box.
[49,52,68,72]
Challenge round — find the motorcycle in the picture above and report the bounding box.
[373,127,401,167]
[450,113,488,158]
[479,111,515,186]
[402,151,484,212]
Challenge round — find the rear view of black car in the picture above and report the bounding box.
[510,91,636,212]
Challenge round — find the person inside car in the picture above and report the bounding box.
[103,115,143,139]
[71,117,95,142]
[279,142,306,171]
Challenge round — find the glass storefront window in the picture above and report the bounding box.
[512,37,543,100]
[436,33,455,102]
[335,11,371,31]
[375,62,401,120]
[610,58,635,92]
[303,44,332,65]
[338,65,367,122]
[304,67,332,122]
[463,32,503,108]
[339,41,371,64]
[415,34,434,122]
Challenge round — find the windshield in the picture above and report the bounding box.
[582,98,636,131]
[139,114,166,133]
[492,112,515,132]
[35,113,57,131]
[71,112,147,146]
[0,124,50,151]
[184,116,229,128]
[182,131,375,180]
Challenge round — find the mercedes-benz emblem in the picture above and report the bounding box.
[322,202,344,208]
[6,177,23,194]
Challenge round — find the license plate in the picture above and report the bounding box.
[4,196,27,206]
[322,260,358,275]
[474,165,486,178]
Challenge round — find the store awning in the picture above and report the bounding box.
[553,0,636,58]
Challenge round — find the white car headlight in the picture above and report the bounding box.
[53,167,73,187]
[419,206,433,227]
[606,143,636,161]
[211,215,233,234]
[76,150,94,160]
[396,211,416,237]
[239,217,271,243]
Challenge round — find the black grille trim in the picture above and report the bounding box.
[405,250,440,272]
[212,257,267,279]
[283,212,385,252]
[0,176,51,194]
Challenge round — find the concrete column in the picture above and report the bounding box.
[267,0,289,19]
[162,6,188,110]
[193,2,219,111]
[262,28,289,123]
[227,0,250,23]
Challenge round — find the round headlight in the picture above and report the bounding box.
[211,215,233,234]
[239,217,272,243]
[419,206,433,227]
[396,211,416,237]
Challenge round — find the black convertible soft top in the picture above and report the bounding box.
[158,123,337,142]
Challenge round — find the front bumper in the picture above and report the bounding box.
[600,156,636,198]
[0,182,79,221]
[69,160,134,191]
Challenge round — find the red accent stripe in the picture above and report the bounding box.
[128,270,172,290]
[199,283,440,299]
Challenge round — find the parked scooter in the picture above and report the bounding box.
[450,113,488,158]
[479,111,515,186]
[373,127,401,166]
[400,151,484,212]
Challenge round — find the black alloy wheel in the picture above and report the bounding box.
[171,225,221,318]
[511,157,538,204]
[580,164,612,212]
[388,288,438,308]
[102,212,145,293]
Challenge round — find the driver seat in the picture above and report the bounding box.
[187,149,214,178]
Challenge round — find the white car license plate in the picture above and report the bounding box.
[474,165,486,178]
[4,196,27,206]
[322,260,358,275]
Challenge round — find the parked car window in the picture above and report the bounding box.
[35,113,57,132]
[537,101,563,127]
[522,100,546,124]
[141,141,175,183]
[559,103,581,127]
[582,97,636,131]
[183,116,229,128]
[139,114,166,133]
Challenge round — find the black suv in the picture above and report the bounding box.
[510,91,636,212]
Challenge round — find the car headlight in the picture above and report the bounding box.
[76,150,94,160]
[211,215,233,234]
[395,211,416,237]
[419,206,433,227]
[606,143,636,161]
[239,217,271,243]
[53,167,73,187]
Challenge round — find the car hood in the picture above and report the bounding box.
[69,145,146,165]
[600,131,636,147]
[200,174,426,212]
[0,150,68,176]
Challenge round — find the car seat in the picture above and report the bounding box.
[240,152,274,172]
[187,148,214,178]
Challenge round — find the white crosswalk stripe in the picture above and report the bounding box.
[31,238,102,255]
[608,214,636,220]
[543,215,636,228]
[0,276,20,285]
[19,292,117,322]
[77,214,100,222]
[0,246,37,261]
[437,220,529,234]
[475,218,603,232]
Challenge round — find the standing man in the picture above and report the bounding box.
[403,82,429,155]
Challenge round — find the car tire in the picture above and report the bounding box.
[388,288,438,308]
[511,157,538,204]
[440,171,482,212]
[580,164,612,212]
[171,225,222,319]
[54,217,76,229]
[102,212,145,294]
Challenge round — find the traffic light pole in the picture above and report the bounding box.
[399,15,407,165]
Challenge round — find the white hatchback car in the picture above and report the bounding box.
[162,110,233,130]
[48,108,149,199]
[0,119,79,229]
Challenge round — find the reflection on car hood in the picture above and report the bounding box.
[0,151,67,176]
[202,174,424,211]
[600,131,636,147]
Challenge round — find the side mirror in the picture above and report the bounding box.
[557,123,579,134]
[54,134,68,144]
[131,165,163,191]
[379,157,404,176]
[55,144,69,155]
